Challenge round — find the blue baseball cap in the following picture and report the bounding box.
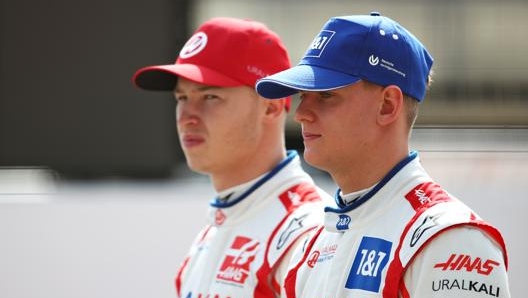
[256,12,434,102]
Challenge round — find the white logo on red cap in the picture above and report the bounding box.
[179,32,207,59]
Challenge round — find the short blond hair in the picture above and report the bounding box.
[404,70,434,129]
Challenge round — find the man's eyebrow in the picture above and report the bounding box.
[198,85,222,91]
[174,85,221,93]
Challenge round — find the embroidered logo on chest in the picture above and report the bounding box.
[307,243,338,268]
[216,236,260,285]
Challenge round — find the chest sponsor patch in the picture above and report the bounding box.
[278,182,320,210]
[345,236,392,292]
[306,243,338,268]
[216,236,260,285]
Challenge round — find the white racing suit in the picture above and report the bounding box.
[284,151,510,298]
[174,150,331,298]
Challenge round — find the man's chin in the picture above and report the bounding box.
[184,157,211,174]
[303,149,327,171]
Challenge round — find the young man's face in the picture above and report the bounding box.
[294,80,383,174]
[174,78,265,176]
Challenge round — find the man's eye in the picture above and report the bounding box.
[175,95,187,102]
[299,92,331,100]
[204,94,218,100]
[319,92,332,98]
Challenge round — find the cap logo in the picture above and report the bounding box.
[247,65,268,78]
[305,30,335,58]
[368,55,379,66]
[179,32,207,59]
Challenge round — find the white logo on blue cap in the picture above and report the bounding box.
[305,30,335,58]
[368,55,379,66]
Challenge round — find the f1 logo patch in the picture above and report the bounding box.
[305,30,335,58]
[346,236,392,292]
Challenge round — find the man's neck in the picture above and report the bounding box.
[211,149,286,192]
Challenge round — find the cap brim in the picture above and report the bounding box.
[256,64,361,99]
[133,64,243,90]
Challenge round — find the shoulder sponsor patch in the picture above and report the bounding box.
[398,201,475,267]
[410,213,441,247]
[278,182,321,211]
[404,181,450,211]
[346,236,392,292]
[276,213,309,249]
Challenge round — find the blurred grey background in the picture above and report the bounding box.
[1,0,526,298]
[1,0,527,176]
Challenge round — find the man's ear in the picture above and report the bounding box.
[377,85,403,126]
[263,97,286,118]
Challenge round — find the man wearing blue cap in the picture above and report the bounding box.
[256,12,510,298]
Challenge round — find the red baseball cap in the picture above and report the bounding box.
[133,17,291,110]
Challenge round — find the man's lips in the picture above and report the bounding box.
[302,131,321,141]
[181,134,205,148]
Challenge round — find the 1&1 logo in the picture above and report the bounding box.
[346,236,392,292]
[336,214,351,231]
[305,30,335,58]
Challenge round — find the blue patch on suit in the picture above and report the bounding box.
[336,214,351,230]
[345,236,392,292]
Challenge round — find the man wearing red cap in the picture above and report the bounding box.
[132,17,331,298]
